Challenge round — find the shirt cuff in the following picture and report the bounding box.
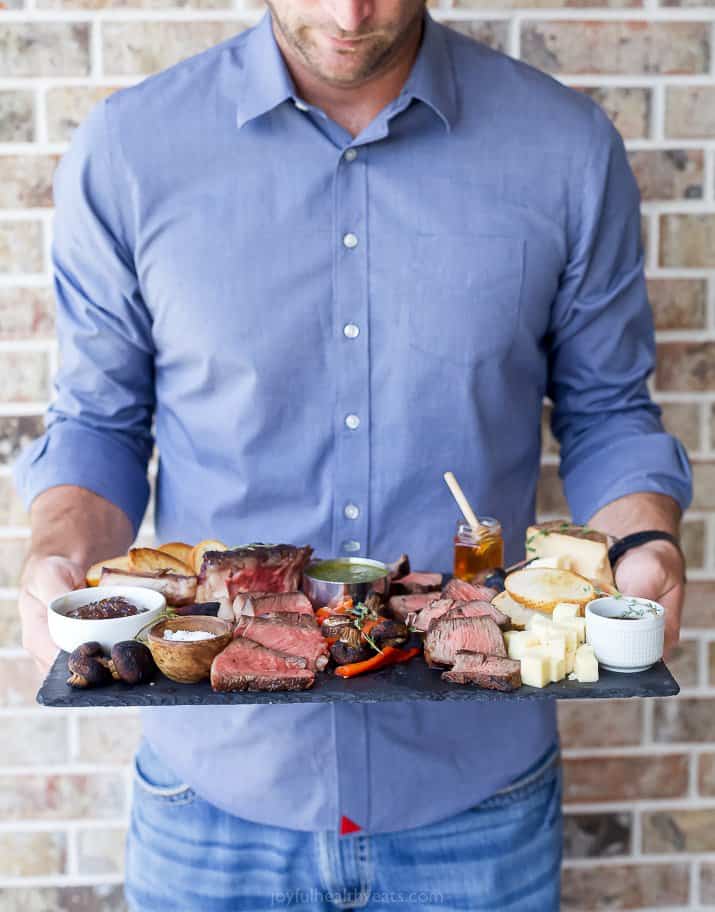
[562,433,693,524]
[13,422,150,536]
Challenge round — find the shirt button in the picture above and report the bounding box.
[343,540,361,553]
[343,233,358,249]
[344,148,358,162]
[343,323,360,339]
[344,503,360,520]
[345,414,360,430]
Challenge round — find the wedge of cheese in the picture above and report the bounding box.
[525,521,614,587]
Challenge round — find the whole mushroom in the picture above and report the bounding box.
[107,641,156,685]
[66,642,113,688]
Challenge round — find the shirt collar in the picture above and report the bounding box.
[235,9,457,132]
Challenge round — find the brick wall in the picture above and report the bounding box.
[0,0,713,908]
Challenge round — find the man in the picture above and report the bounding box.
[15,0,691,908]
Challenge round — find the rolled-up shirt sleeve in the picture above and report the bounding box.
[13,97,154,535]
[547,104,692,523]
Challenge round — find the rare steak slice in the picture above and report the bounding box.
[389,572,444,596]
[235,614,329,671]
[442,579,498,604]
[388,592,441,622]
[210,638,314,692]
[233,591,315,619]
[423,616,506,668]
[442,651,521,691]
[411,599,459,633]
[439,599,509,629]
[197,544,313,601]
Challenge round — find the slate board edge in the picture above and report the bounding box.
[37,653,680,708]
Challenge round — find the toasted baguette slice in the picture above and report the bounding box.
[157,541,194,566]
[505,568,595,615]
[128,547,193,575]
[190,539,228,575]
[491,591,542,631]
[85,554,131,587]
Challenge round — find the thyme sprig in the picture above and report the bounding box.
[346,600,385,655]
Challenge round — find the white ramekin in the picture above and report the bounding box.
[585,596,665,673]
[48,586,166,654]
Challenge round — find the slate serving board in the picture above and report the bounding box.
[37,651,679,707]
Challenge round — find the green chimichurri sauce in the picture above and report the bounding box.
[307,560,387,583]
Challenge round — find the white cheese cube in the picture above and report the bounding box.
[549,656,566,683]
[527,614,553,631]
[540,635,567,663]
[552,602,580,622]
[520,650,551,688]
[507,630,541,660]
[552,624,578,652]
[574,645,599,683]
[559,616,587,645]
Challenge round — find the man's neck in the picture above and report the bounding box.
[271,16,423,138]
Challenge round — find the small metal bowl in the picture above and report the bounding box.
[302,557,389,609]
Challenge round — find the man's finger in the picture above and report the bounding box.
[18,588,60,672]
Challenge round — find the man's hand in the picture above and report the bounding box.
[19,554,86,673]
[612,539,686,658]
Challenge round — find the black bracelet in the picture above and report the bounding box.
[608,530,685,571]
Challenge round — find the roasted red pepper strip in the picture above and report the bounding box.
[335,646,420,678]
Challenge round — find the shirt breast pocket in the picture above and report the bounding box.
[406,233,525,368]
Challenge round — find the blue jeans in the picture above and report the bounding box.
[125,737,562,912]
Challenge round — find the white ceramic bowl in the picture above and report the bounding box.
[48,586,166,654]
[585,596,665,673]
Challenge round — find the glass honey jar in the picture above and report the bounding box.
[453,517,504,582]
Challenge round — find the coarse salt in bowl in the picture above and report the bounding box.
[585,595,665,673]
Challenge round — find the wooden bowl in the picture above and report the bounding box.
[147,616,232,683]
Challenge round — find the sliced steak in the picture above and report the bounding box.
[390,572,443,596]
[388,592,441,622]
[455,599,509,629]
[442,578,498,604]
[210,638,314,692]
[442,651,521,691]
[235,614,329,671]
[233,591,314,620]
[423,616,506,668]
[99,568,197,607]
[411,598,459,633]
[197,544,313,601]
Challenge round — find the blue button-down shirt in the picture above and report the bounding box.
[15,11,692,836]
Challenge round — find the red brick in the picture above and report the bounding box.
[561,863,689,909]
[653,697,715,743]
[563,812,632,859]
[558,700,642,748]
[656,343,715,392]
[521,21,710,75]
[666,86,715,138]
[563,754,688,802]
[0,772,125,820]
[682,582,715,628]
[629,149,703,201]
[643,808,715,852]
[648,278,707,330]
[660,214,715,268]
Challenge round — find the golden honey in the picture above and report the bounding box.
[453,518,504,581]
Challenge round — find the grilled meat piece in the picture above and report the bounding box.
[421,599,508,631]
[442,651,521,690]
[388,592,441,622]
[197,544,313,602]
[370,618,409,647]
[442,578,498,604]
[386,554,411,581]
[423,615,506,668]
[410,598,459,633]
[330,640,373,665]
[232,590,314,620]
[211,638,314,692]
[234,614,329,671]
[389,572,443,596]
[98,568,197,607]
